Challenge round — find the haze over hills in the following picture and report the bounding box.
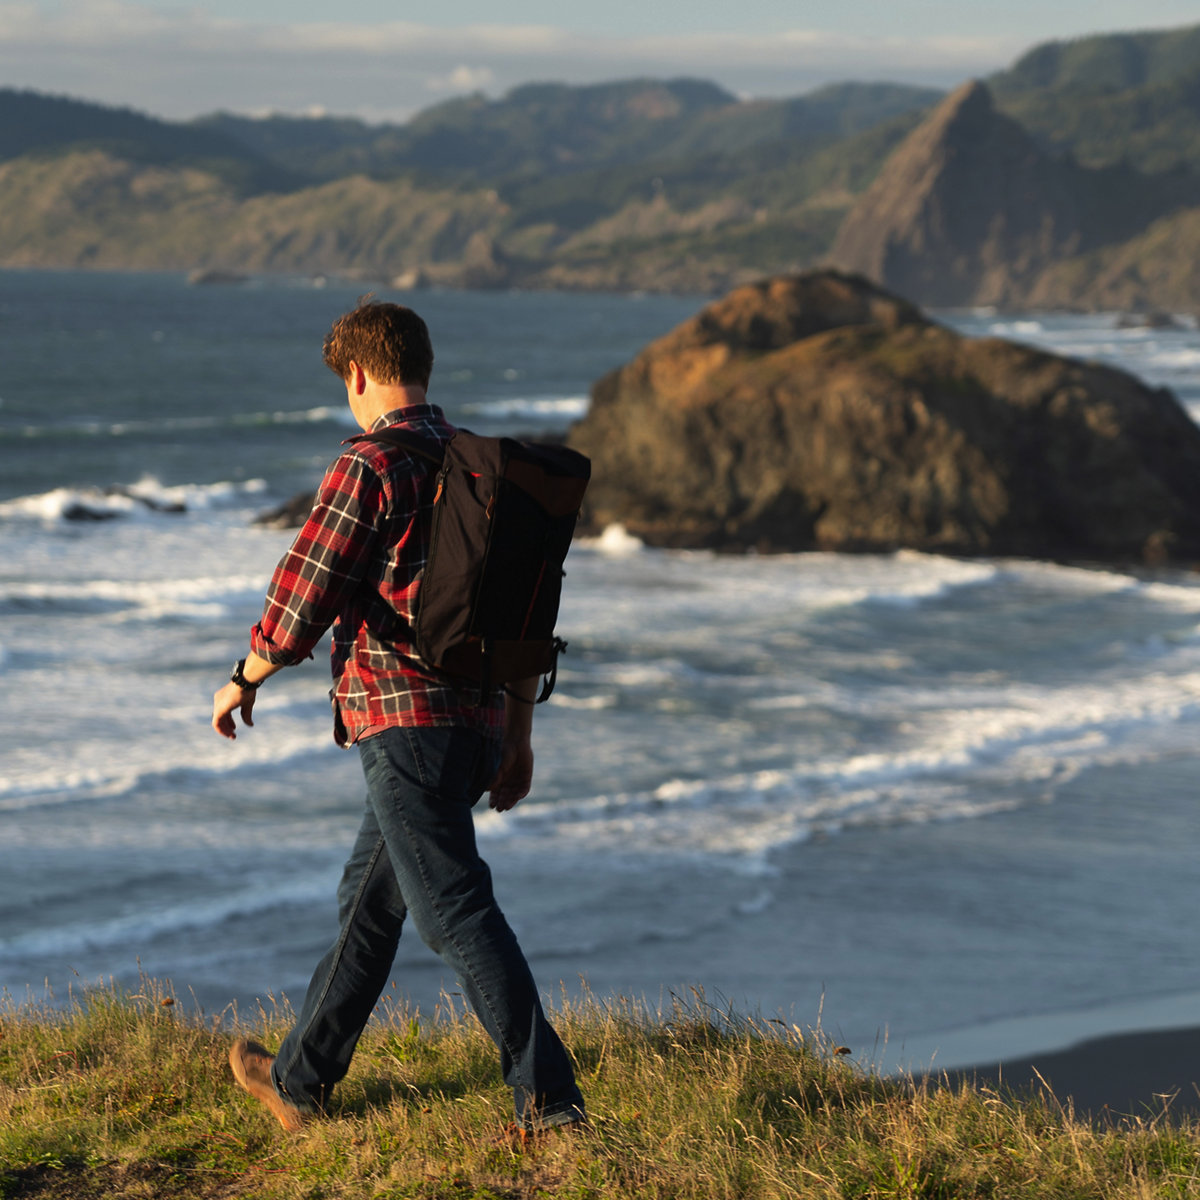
[2,20,1199,308]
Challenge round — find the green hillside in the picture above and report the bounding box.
[992,23,1200,91]
[0,88,290,193]
[990,22,1200,171]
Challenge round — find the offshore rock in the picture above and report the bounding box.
[566,270,1200,564]
[254,491,317,530]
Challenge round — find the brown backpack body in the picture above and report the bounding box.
[351,429,590,700]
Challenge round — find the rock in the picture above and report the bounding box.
[391,267,429,290]
[454,232,513,290]
[1115,310,1184,331]
[62,501,121,522]
[254,491,318,529]
[566,269,1200,565]
[827,81,1163,309]
[104,485,186,513]
[187,268,248,285]
[61,487,186,520]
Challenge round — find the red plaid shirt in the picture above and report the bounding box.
[250,404,504,746]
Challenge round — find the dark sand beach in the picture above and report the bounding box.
[935,1025,1200,1122]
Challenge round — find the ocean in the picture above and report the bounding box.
[4,269,1200,1074]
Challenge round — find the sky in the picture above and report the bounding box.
[2,0,1199,124]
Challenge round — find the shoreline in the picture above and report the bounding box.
[935,1023,1200,1121]
[883,990,1200,1119]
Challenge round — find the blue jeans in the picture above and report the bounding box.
[271,724,585,1129]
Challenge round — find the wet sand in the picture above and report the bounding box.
[932,1024,1200,1122]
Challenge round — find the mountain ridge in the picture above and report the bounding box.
[2,21,1200,306]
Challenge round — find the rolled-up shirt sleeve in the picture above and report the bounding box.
[250,451,385,665]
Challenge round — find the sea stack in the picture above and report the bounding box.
[567,270,1200,565]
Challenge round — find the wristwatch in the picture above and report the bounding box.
[230,658,262,690]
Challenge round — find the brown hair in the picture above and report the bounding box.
[322,300,434,388]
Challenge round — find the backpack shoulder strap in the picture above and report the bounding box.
[345,429,447,468]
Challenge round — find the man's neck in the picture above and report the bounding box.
[353,382,428,431]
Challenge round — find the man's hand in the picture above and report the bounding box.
[489,734,533,811]
[213,681,256,740]
[212,652,280,740]
[489,675,538,811]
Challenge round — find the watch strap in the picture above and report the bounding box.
[230,658,262,690]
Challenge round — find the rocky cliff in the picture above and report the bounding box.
[567,270,1200,564]
[827,81,1187,308]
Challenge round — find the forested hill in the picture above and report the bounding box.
[193,78,942,183]
[988,23,1200,172]
[2,20,1200,308]
[0,88,292,192]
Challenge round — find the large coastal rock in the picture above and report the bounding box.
[566,270,1200,564]
[827,81,1173,309]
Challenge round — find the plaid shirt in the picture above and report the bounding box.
[250,404,504,747]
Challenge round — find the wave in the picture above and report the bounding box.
[0,874,335,967]
[0,571,269,621]
[1144,347,1200,372]
[462,395,589,422]
[576,524,645,556]
[987,319,1045,338]
[7,493,1200,882]
[0,704,339,813]
[956,313,1200,389]
[477,653,1200,874]
[561,545,1002,636]
[0,477,267,523]
[15,630,1197,866]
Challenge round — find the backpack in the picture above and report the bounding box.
[349,428,590,702]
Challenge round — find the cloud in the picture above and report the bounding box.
[0,1,1024,121]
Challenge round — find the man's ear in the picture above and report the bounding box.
[347,361,367,395]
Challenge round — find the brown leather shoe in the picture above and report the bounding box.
[495,1115,589,1149]
[228,1038,307,1131]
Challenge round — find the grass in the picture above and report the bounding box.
[2,977,1200,1199]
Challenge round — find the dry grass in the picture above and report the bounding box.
[2,977,1200,1198]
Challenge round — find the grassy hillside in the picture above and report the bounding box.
[3,979,1200,1200]
[0,151,506,276]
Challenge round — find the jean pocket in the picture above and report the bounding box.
[402,726,493,804]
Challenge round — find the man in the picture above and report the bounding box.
[212,301,585,1134]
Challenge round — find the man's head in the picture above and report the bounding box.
[323,301,434,389]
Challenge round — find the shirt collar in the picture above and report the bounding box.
[370,403,444,432]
